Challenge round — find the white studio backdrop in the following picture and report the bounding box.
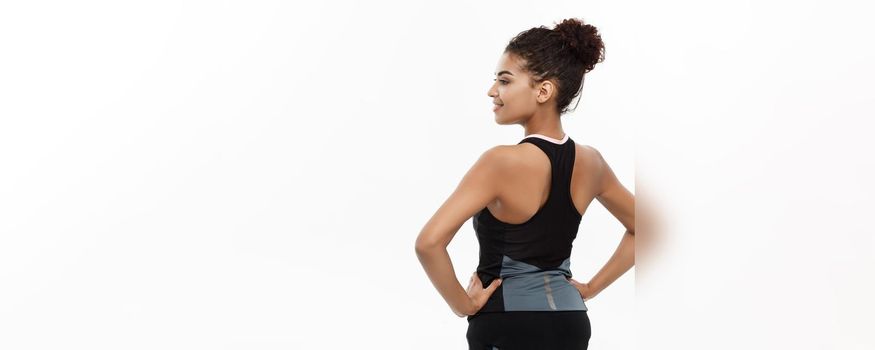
[1,1,873,349]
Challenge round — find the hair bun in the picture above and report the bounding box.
[553,18,605,73]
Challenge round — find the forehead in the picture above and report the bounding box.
[494,53,524,76]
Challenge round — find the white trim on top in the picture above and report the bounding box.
[525,133,569,145]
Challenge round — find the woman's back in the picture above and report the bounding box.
[469,133,600,317]
[484,133,602,226]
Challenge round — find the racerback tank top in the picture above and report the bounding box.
[468,133,586,319]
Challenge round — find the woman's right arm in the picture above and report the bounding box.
[414,146,510,316]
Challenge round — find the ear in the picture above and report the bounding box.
[536,79,557,104]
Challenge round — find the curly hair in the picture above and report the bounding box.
[504,18,606,115]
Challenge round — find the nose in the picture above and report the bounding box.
[487,85,497,98]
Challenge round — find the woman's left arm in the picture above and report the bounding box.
[415,146,508,317]
[584,148,635,298]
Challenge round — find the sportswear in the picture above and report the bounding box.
[468,133,587,318]
[467,310,590,349]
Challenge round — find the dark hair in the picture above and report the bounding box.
[505,18,605,115]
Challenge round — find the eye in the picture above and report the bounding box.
[493,79,509,85]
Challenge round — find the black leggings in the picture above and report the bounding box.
[466,311,591,350]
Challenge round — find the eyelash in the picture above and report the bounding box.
[493,79,509,85]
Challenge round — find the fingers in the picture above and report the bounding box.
[471,273,484,286]
[468,272,503,292]
[485,278,502,291]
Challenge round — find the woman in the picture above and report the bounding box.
[415,18,634,349]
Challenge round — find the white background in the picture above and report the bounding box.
[1,1,872,349]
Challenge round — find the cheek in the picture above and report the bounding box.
[505,88,533,109]
[501,86,520,103]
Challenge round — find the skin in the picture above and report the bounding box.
[415,52,635,317]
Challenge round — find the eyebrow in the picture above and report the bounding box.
[495,70,514,77]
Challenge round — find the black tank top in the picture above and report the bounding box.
[469,133,586,319]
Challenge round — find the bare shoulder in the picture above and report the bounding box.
[575,143,601,159]
[462,144,529,186]
[476,144,519,169]
[575,143,607,173]
[576,143,634,231]
[479,141,557,168]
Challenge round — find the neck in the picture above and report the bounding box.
[523,106,565,140]
[523,116,564,141]
[520,100,565,138]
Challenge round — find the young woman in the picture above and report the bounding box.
[415,18,635,349]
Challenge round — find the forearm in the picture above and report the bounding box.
[415,245,474,316]
[588,230,635,295]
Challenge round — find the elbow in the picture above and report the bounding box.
[415,228,450,257]
[414,236,442,257]
[414,242,428,257]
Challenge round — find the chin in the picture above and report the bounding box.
[494,114,520,125]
